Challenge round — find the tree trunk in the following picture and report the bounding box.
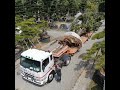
[23,39,29,49]
[37,38,40,43]
[28,38,35,48]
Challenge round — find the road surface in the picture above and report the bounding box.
[15,25,105,90]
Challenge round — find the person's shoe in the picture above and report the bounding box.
[57,78,61,82]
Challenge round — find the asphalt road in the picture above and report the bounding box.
[15,24,105,90]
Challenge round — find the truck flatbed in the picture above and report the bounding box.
[42,31,93,58]
[81,31,93,43]
[53,45,69,57]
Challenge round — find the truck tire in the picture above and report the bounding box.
[47,71,55,83]
[65,59,70,66]
[66,55,71,66]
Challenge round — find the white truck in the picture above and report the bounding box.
[20,49,71,85]
[20,32,93,86]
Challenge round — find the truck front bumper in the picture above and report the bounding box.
[21,73,46,86]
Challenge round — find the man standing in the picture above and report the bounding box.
[55,63,62,82]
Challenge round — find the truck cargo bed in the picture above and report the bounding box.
[53,45,69,57]
[66,47,78,54]
[81,31,93,43]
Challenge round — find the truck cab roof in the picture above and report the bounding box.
[21,49,52,62]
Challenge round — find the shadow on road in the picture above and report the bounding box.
[74,60,88,71]
[78,53,87,59]
[74,57,95,79]
[85,67,95,79]
[74,53,89,71]
[85,59,95,79]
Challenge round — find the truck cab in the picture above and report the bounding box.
[20,49,55,85]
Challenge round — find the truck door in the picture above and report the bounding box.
[42,57,52,76]
[49,55,54,68]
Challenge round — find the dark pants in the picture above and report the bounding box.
[56,69,61,82]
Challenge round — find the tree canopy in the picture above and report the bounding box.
[15,0,82,19]
[15,16,48,48]
[82,40,105,70]
[15,0,105,49]
[70,0,105,33]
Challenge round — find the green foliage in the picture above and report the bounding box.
[79,0,87,13]
[15,0,81,19]
[99,1,105,12]
[82,54,92,61]
[15,15,23,27]
[75,0,105,33]
[81,12,101,32]
[88,80,102,90]
[17,18,36,27]
[15,34,25,45]
[92,30,105,40]
[16,18,38,39]
[15,0,104,19]
[15,35,24,41]
[70,24,81,32]
[82,40,105,70]
[15,15,23,23]
[86,0,98,12]
[15,16,49,48]
[15,0,105,49]
[95,54,105,70]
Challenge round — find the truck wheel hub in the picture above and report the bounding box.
[49,74,53,80]
[66,60,70,65]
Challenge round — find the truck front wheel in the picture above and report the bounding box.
[47,71,55,83]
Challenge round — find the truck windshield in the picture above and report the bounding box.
[20,56,41,72]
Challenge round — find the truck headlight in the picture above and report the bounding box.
[41,77,47,81]
[35,76,47,81]
[35,77,40,81]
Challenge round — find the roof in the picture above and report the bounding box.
[21,49,52,62]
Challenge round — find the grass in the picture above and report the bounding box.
[87,80,103,90]
[92,30,105,40]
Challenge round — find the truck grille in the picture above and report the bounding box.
[25,73,34,78]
